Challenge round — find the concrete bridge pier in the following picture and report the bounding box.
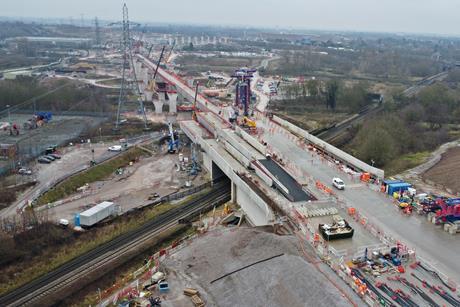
[138,82,146,94]
[153,92,166,114]
[153,100,164,114]
[144,90,153,102]
[231,182,237,203]
[168,93,178,114]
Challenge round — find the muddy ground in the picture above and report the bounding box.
[423,146,460,195]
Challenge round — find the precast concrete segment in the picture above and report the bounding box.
[218,129,254,162]
[272,115,384,179]
[223,141,252,169]
[196,113,218,138]
[234,126,266,154]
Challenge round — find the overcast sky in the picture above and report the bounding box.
[3,0,459,36]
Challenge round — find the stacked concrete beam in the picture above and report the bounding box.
[223,141,251,169]
[196,113,219,138]
[218,129,254,162]
[235,126,266,155]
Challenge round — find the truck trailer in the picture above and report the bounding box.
[79,201,115,227]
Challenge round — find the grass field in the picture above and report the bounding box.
[36,147,148,206]
[385,152,431,176]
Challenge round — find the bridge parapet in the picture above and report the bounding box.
[272,115,384,179]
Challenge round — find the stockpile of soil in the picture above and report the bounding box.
[423,146,460,194]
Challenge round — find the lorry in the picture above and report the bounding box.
[79,201,115,227]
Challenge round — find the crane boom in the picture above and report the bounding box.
[166,39,176,63]
[152,45,166,80]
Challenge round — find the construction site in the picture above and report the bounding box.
[0,3,460,307]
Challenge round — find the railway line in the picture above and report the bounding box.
[0,181,231,307]
[314,103,383,144]
[312,70,449,144]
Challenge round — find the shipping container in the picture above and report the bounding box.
[79,201,115,227]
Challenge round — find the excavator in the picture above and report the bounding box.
[242,116,256,129]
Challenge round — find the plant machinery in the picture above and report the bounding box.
[434,198,460,224]
[231,68,256,116]
[167,122,179,153]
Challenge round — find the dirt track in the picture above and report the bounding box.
[423,146,460,195]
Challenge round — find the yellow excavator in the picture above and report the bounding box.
[242,116,256,129]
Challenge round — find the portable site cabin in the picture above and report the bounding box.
[387,182,412,196]
[381,179,403,194]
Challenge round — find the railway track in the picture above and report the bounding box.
[0,182,230,307]
[315,103,383,143]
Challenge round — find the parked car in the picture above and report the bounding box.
[38,156,52,164]
[49,153,61,159]
[108,145,122,152]
[148,192,160,200]
[44,155,56,161]
[332,177,345,190]
[18,168,32,175]
[59,219,69,227]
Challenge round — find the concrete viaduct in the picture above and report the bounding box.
[134,54,384,226]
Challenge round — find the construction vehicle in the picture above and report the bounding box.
[23,112,52,130]
[167,122,179,153]
[433,198,460,224]
[189,144,201,176]
[232,68,256,116]
[241,116,256,129]
[1,122,20,135]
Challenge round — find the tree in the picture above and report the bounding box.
[401,103,425,126]
[446,68,460,83]
[352,121,397,166]
[339,82,369,112]
[306,79,319,97]
[418,84,454,129]
[325,80,339,110]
